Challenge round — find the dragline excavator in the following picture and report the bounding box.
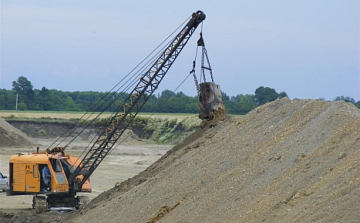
[6,10,225,212]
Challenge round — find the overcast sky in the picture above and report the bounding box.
[1,1,359,101]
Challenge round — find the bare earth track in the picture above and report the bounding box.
[1,98,360,222]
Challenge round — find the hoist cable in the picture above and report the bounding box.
[111,61,197,153]
[59,16,193,168]
[48,15,191,151]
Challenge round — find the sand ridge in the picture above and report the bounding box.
[1,98,359,222]
[66,98,360,223]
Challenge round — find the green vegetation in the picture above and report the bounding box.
[1,76,359,115]
[131,115,201,143]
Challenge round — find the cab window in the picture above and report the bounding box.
[33,165,39,178]
[51,159,62,172]
[50,159,66,183]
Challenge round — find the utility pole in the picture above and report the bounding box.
[16,93,18,111]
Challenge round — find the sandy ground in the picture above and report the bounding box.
[2,99,360,223]
[0,138,172,210]
[65,98,360,223]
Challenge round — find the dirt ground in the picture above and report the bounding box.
[1,98,360,223]
[66,98,360,223]
[0,138,172,222]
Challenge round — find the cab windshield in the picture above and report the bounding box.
[49,158,66,183]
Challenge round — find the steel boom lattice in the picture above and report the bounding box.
[68,11,206,191]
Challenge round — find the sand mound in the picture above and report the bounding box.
[48,98,360,222]
[0,117,35,148]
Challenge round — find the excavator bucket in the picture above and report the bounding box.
[198,82,225,120]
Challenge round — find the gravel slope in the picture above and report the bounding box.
[0,117,35,147]
[12,98,357,223]
[65,98,360,223]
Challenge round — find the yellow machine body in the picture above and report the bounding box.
[8,152,91,196]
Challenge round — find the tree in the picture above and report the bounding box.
[355,101,360,109]
[49,94,63,110]
[0,89,16,110]
[160,90,176,98]
[0,95,6,109]
[238,94,256,114]
[12,76,33,95]
[254,86,279,106]
[17,102,27,110]
[176,91,185,97]
[12,76,35,109]
[35,87,52,110]
[222,91,230,102]
[158,90,176,112]
[278,91,288,99]
[334,96,355,104]
[231,94,243,103]
[64,96,79,111]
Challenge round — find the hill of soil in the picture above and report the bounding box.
[2,98,359,223]
[59,98,359,223]
[0,117,35,148]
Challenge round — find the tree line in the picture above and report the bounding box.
[1,76,359,115]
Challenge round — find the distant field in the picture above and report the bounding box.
[0,111,197,120]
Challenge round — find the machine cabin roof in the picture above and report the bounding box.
[9,153,66,164]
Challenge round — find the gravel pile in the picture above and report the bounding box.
[66,98,360,222]
[0,117,35,148]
